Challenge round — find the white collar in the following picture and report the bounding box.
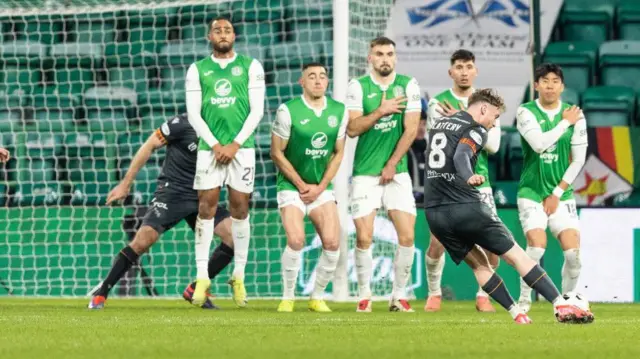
[535,98,562,113]
[210,52,237,68]
[301,95,327,116]
[369,72,396,90]
[449,88,473,101]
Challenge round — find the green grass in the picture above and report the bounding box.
[1,299,639,359]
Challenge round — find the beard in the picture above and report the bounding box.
[376,65,393,77]
[213,41,233,54]
[457,84,471,91]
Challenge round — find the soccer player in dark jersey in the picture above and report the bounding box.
[424,89,593,324]
[88,113,234,310]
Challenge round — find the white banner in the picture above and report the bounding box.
[386,0,564,126]
[578,209,640,302]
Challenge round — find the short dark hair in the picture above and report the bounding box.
[534,63,564,83]
[450,49,475,65]
[209,16,234,32]
[370,36,396,49]
[302,62,328,73]
[468,88,506,112]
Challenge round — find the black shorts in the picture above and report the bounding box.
[139,189,231,235]
[425,202,515,264]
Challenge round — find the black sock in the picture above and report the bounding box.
[481,273,516,311]
[523,264,561,303]
[208,242,234,279]
[96,246,139,299]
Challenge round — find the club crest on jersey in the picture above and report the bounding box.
[214,79,232,96]
[328,115,338,128]
[393,85,405,97]
[232,66,243,76]
[469,130,482,145]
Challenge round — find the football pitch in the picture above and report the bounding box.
[1,299,639,359]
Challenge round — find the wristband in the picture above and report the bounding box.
[552,186,564,198]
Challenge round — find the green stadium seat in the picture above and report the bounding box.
[137,90,186,123]
[13,15,64,45]
[507,132,523,181]
[117,132,164,170]
[108,67,150,93]
[231,0,285,22]
[21,132,62,183]
[266,85,302,110]
[65,132,112,206]
[27,92,78,131]
[130,165,161,204]
[49,42,103,67]
[178,3,232,28]
[83,86,136,131]
[0,133,17,182]
[0,183,7,207]
[272,69,302,86]
[70,183,111,206]
[267,42,323,70]
[599,40,640,91]
[285,0,332,20]
[288,21,332,43]
[0,40,47,66]
[236,22,283,46]
[160,41,210,66]
[235,43,265,63]
[616,0,640,40]
[543,41,598,93]
[561,88,580,106]
[70,13,117,44]
[0,93,24,132]
[581,86,635,127]
[13,183,63,206]
[122,7,175,54]
[160,65,189,92]
[560,0,614,44]
[48,42,101,95]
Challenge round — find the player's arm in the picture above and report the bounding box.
[381,78,421,184]
[232,59,266,147]
[318,109,349,190]
[551,117,588,198]
[106,129,166,205]
[345,79,405,137]
[483,119,501,154]
[453,127,488,186]
[516,106,571,153]
[270,105,307,192]
[185,63,219,149]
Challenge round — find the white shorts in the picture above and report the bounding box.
[193,148,255,193]
[277,190,336,215]
[479,187,497,215]
[350,172,417,219]
[517,197,580,237]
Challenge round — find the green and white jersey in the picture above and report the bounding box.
[272,96,348,192]
[427,88,499,190]
[516,100,588,202]
[186,52,265,150]
[345,73,421,177]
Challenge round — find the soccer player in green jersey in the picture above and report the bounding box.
[515,64,587,312]
[346,37,422,312]
[185,17,265,307]
[424,50,501,313]
[271,63,348,313]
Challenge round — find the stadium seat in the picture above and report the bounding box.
[272,69,303,88]
[122,7,176,53]
[616,0,640,40]
[581,86,635,127]
[288,21,332,43]
[599,40,640,91]
[561,88,580,106]
[559,0,614,44]
[82,86,136,131]
[160,65,189,92]
[0,93,25,132]
[236,22,283,46]
[13,15,64,45]
[266,85,302,108]
[0,40,47,66]
[160,41,210,67]
[48,42,102,95]
[231,0,285,22]
[267,42,323,70]
[108,67,150,93]
[542,41,598,93]
[235,43,265,62]
[285,0,332,20]
[0,64,40,95]
[507,132,523,181]
[69,12,117,44]
[21,132,62,183]
[13,183,63,206]
[65,133,113,206]
[0,133,17,182]
[117,132,164,171]
[27,92,78,131]
[178,3,233,41]
[129,165,161,204]
[137,90,186,124]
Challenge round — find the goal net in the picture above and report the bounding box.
[0,0,417,300]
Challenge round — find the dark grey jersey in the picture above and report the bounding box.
[423,111,488,208]
[155,113,199,200]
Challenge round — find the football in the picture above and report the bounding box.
[562,292,591,312]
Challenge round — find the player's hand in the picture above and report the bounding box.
[543,194,560,215]
[300,184,322,204]
[562,105,582,125]
[106,182,130,205]
[0,147,10,163]
[467,174,485,187]
[212,144,227,164]
[377,91,406,116]
[435,100,462,117]
[380,163,396,185]
[296,181,310,195]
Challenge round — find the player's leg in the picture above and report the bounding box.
[516,198,549,311]
[424,233,445,311]
[276,191,307,312]
[549,199,581,293]
[384,173,417,312]
[476,187,499,312]
[351,176,383,312]
[192,149,224,306]
[226,148,255,307]
[307,193,341,313]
